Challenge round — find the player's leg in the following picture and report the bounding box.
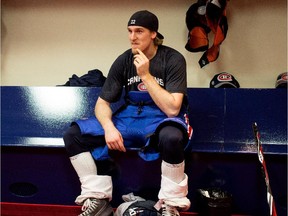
[156,125,190,215]
[63,124,113,216]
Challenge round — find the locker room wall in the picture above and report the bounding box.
[1,0,287,88]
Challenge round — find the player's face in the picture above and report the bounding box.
[128,26,157,55]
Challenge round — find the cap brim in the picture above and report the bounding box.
[214,82,239,88]
[157,32,164,39]
[276,80,288,88]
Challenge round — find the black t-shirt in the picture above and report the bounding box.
[100,45,187,103]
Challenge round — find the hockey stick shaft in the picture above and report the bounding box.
[252,122,277,216]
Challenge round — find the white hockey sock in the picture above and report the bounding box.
[161,160,185,184]
[70,152,97,178]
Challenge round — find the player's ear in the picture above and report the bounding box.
[151,31,157,39]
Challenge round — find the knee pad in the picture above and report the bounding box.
[158,126,185,163]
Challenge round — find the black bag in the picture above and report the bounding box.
[197,188,232,216]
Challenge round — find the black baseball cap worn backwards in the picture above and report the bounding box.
[128,10,164,39]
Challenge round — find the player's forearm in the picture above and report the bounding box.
[141,73,182,117]
[95,97,114,131]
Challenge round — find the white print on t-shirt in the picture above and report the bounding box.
[127,75,164,87]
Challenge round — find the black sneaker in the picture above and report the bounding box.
[161,203,180,216]
[79,198,114,216]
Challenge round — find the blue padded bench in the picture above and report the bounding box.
[1,86,287,216]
